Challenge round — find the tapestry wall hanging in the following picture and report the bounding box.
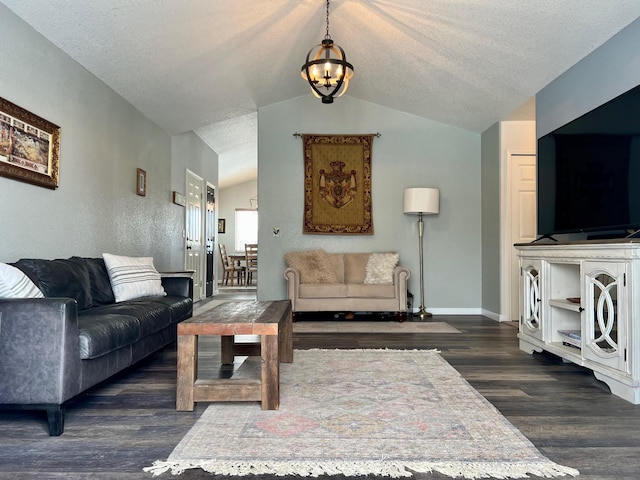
[302,134,374,234]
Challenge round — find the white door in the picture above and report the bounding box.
[506,152,537,321]
[186,169,205,301]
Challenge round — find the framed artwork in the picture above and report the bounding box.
[218,218,226,234]
[302,134,375,234]
[172,191,186,207]
[0,96,60,189]
[136,168,146,196]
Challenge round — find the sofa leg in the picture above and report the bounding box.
[46,405,65,436]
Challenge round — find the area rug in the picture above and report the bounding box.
[145,349,578,479]
[293,321,461,334]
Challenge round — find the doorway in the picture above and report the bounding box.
[185,169,205,302]
[501,151,537,321]
[205,183,216,297]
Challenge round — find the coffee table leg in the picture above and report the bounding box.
[221,335,235,365]
[261,334,279,410]
[279,309,293,363]
[176,334,197,411]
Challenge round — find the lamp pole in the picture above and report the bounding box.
[416,211,431,318]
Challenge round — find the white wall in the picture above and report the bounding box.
[257,95,482,313]
[0,5,216,271]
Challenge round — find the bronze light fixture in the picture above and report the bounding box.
[301,0,354,104]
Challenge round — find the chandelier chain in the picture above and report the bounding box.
[325,0,331,40]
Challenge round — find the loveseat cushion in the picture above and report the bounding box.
[13,258,93,310]
[364,252,399,284]
[284,249,338,283]
[299,283,348,298]
[70,257,115,306]
[344,253,370,284]
[347,283,395,298]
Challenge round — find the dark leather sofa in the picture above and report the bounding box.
[0,257,192,435]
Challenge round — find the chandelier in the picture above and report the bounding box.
[301,0,354,104]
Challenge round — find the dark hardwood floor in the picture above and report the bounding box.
[1,295,639,479]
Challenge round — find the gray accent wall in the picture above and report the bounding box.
[257,95,482,313]
[537,18,640,138]
[481,122,501,315]
[0,5,215,270]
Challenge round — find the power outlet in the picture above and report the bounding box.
[272,227,280,238]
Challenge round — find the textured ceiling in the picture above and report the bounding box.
[3,0,640,186]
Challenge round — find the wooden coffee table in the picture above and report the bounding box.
[176,300,292,411]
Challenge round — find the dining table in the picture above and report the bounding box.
[229,254,247,285]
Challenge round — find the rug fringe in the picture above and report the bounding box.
[144,459,579,478]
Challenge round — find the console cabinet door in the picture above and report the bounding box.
[582,261,628,373]
[521,259,543,341]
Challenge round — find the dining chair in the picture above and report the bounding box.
[219,244,244,286]
[244,243,258,285]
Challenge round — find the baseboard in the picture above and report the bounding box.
[410,308,506,322]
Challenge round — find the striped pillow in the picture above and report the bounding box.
[0,263,45,298]
[102,253,166,303]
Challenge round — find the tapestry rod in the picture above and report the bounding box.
[293,132,381,138]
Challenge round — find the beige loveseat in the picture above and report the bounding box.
[283,249,410,320]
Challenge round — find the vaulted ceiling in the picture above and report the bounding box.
[3,1,640,186]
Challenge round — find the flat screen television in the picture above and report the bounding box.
[537,83,640,239]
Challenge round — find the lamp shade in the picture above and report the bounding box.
[404,188,440,215]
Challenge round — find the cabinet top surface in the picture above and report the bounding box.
[515,238,640,248]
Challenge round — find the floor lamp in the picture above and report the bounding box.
[404,187,440,319]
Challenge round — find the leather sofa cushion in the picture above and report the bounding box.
[347,283,395,298]
[70,257,115,306]
[147,296,193,324]
[83,300,172,338]
[13,258,93,310]
[78,314,141,359]
[299,283,347,298]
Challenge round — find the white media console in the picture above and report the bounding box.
[515,240,640,404]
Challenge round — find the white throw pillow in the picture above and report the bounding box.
[364,252,399,284]
[102,253,166,302]
[0,263,45,298]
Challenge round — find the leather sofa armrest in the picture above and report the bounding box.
[284,267,301,311]
[0,298,82,405]
[161,276,193,299]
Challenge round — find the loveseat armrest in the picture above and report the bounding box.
[161,275,193,299]
[284,267,301,311]
[0,298,82,405]
[393,266,411,310]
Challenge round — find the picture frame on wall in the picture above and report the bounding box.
[136,168,146,196]
[0,96,61,189]
[218,218,226,234]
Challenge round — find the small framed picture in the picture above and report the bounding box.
[136,168,146,196]
[218,218,226,234]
